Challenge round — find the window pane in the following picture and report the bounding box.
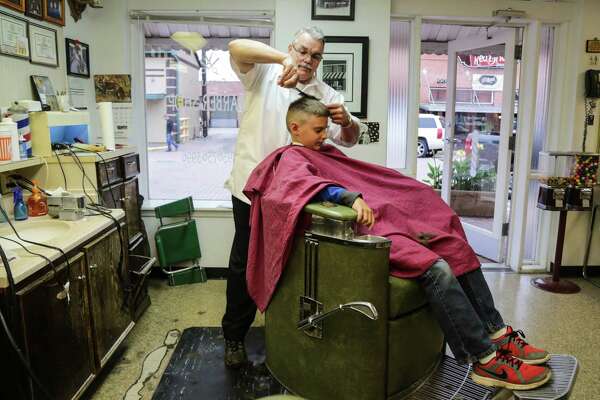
[387,20,411,169]
[419,117,437,128]
[144,23,272,201]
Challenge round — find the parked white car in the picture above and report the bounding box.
[418,114,445,158]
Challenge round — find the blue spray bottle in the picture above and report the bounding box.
[13,186,28,221]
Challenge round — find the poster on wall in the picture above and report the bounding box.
[317,36,369,118]
[94,74,132,103]
[0,11,29,58]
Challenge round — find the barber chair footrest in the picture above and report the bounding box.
[513,354,578,400]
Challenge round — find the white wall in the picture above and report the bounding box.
[275,0,391,166]
[0,10,67,109]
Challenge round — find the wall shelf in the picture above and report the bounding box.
[0,157,44,173]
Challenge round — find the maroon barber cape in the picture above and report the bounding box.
[243,144,480,311]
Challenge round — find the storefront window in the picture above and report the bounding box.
[143,23,271,201]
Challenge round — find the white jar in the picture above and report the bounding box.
[0,117,20,161]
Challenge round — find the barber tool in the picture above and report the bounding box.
[48,192,85,220]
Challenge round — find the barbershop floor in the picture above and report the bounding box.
[84,272,600,400]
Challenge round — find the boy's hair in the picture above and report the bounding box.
[286,96,330,132]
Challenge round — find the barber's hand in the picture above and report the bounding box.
[326,103,352,128]
[352,197,375,229]
[278,55,299,88]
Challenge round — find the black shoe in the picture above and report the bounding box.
[224,340,248,368]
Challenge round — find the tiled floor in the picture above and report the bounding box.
[85,272,600,400]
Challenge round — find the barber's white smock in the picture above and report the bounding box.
[225,62,359,204]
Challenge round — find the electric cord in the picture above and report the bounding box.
[0,236,58,277]
[71,144,118,209]
[53,149,68,190]
[0,205,70,288]
[448,364,471,400]
[0,242,55,400]
[67,147,98,205]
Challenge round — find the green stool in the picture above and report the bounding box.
[265,202,444,400]
[154,197,207,285]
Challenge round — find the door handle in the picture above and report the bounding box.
[444,138,459,143]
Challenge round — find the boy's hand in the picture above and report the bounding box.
[326,103,352,127]
[352,197,375,229]
[278,55,299,88]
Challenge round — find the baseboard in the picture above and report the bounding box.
[550,263,600,277]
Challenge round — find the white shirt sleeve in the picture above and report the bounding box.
[229,58,271,91]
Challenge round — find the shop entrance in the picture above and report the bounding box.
[442,30,518,262]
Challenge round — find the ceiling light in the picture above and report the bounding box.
[170,32,207,52]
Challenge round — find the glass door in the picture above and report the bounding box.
[441,30,517,262]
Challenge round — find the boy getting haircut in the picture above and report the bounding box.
[286,96,330,133]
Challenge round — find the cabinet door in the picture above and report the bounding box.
[122,177,141,241]
[17,253,95,400]
[84,225,133,369]
[100,183,122,209]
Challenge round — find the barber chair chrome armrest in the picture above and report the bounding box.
[304,202,357,241]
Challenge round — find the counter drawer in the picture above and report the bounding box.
[97,158,122,188]
[122,153,140,179]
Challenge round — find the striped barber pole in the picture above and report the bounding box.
[12,113,31,158]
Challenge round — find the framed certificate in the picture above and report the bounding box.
[0,10,29,58]
[28,22,57,66]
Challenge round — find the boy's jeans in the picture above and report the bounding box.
[417,260,505,364]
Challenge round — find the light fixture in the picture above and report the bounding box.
[492,8,527,22]
[170,32,207,53]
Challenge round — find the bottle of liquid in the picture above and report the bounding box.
[0,116,20,161]
[13,186,28,221]
[27,180,48,217]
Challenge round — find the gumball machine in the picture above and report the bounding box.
[534,151,599,294]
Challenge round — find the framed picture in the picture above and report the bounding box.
[25,0,43,19]
[31,75,59,110]
[0,11,29,59]
[317,36,369,118]
[311,0,355,21]
[43,0,63,26]
[0,0,25,13]
[66,38,90,78]
[28,22,58,66]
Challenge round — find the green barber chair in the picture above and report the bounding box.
[265,202,445,400]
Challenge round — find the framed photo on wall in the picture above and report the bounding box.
[25,0,43,19]
[0,11,29,59]
[66,38,90,77]
[311,0,355,21]
[28,22,58,66]
[0,0,25,13]
[43,0,63,26]
[317,36,369,118]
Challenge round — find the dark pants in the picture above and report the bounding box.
[221,196,257,341]
[418,260,505,364]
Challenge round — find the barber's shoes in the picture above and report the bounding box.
[493,326,551,365]
[471,349,551,390]
[224,339,248,369]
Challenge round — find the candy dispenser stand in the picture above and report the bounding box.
[533,152,599,294]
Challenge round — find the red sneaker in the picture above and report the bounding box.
[493,326,550,365]
[472,349,551,390]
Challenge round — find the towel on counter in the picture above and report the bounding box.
[243,144,480,312]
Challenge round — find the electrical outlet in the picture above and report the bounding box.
[0,173,12,196]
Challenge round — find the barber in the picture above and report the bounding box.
[222,26,362,368]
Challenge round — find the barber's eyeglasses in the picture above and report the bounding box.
[291,43,323,62]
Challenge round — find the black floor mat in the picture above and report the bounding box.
[151,327,287,400]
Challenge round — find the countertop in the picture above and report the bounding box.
[0,209,125,288]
